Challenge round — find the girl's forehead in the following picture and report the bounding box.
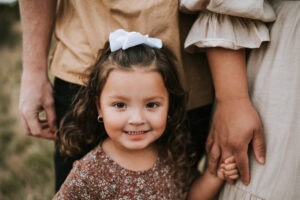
[106,62,158,72]
[101,69,168,98]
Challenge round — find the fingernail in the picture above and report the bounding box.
[259,157,265,164]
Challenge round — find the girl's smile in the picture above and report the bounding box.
[123,130,151,135]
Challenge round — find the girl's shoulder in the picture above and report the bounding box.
[54,145,112,199]
[72,144,110,178]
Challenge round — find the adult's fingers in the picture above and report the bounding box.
[235,150,250,185]
[252,127,265,164]
[44,99,57,133]
[20,115,31,135]
[207,143,221,175]
[40,128,58,140]
[26,111,43,137]
[25,113,57,140]
[205,128,214,154]
[39,119,58,140]
[33,119,58,140]
[220,148,233,165]
[224,156,235,164]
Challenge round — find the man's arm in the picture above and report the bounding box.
[19,0,58,139]
[205,47,265,185]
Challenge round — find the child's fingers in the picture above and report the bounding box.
[224,156,235,164]
[224,163,237,170]
[217,169,225,180]
[228,174,239,180]
[224,169,238,176]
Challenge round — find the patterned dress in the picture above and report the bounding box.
[53,145,184,200]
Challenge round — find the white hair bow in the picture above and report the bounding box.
[109,29,163,52]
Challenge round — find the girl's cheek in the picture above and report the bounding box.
[149,110,168,128]
[102,111,127,129]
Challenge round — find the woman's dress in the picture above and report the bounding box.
[181,0,300,199]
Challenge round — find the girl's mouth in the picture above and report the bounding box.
[124,130,150,135]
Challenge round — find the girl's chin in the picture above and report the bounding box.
[121,141,154,151]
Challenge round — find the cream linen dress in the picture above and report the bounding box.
[180,0,300,199]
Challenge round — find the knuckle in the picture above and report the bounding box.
[209,152,220,162]
[44,99,54,109]
[49,117,56,124]
[18,106,27,115]
[205,135,214,152]
[31,131,41,137]
[205,142,212,153]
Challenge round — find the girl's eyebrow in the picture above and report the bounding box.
[144,96,165,101]
[108,95,166,101]
[108,95,129,100]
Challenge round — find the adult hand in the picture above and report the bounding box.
[206,98,265,185]
[19,69,57,140]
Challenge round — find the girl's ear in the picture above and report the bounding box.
[95,96,102,115]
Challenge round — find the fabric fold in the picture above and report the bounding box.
[184,11,270,52]
[180,0,276,22]
[218,184,264,200]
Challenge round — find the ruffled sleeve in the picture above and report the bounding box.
[180,0,276,52]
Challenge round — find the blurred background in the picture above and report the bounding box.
[0,1,55,199]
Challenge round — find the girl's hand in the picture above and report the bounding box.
[217,156,239,181]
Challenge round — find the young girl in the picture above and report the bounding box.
[53,30,239,200]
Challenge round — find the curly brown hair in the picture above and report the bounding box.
[59,42,195,191]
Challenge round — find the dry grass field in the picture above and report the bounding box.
[0,3,55,200]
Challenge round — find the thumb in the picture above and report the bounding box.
[252,127,265,164]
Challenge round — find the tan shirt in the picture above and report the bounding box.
[50,0,213,109]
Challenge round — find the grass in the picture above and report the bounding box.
[0,3,55,199]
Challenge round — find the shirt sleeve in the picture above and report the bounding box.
[179,0,276,52]
[52,161,91,200]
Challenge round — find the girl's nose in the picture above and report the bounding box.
[128,109,145,125]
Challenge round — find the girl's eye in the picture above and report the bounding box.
[113,102,126,109]
[146,102,159,109]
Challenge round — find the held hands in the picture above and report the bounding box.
[18,69,57,140]
[217,156,239,181]
[206,98,265,185]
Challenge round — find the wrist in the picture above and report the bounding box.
[22,60,48,73]
[215,85,250,103]
[21,68,49,83]
[204,169,224,182]
[216,95,251,104]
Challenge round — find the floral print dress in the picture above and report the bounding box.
[53,145,184,200]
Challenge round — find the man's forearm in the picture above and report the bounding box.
[19,0,57,72]
[206,48,250,102]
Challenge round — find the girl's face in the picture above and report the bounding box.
[98,67,169,152]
